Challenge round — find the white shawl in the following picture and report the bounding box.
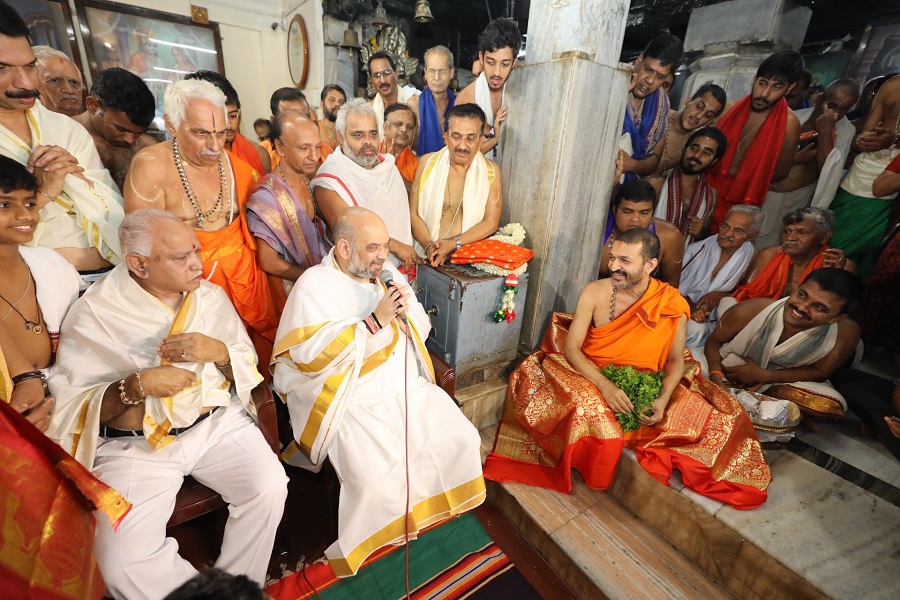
[836,146,900,201]
[786,109,857,208]
[47,265,262,469]
[679,237,754,303]
[0,102,124,263]
[311,147,413,250]
[415,147,495,253]
[474,72,504,128]
[20,246,81,334]
[271,249,434,471]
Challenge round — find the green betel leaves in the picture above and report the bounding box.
[600,365,664,432]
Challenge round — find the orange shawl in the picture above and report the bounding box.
[732,246,827,302]
[484,281,770,508]
[707,96,788,227]
[231,132,264,174]
[196,151,278,368]
[379,143,418,182]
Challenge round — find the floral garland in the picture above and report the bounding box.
[478,223,529,323]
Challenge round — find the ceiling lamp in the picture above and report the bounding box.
[414,0,434,24]
[372,1,389,28]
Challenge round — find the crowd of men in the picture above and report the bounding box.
[1,0,899,597]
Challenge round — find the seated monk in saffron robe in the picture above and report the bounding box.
[0,333,131,600]
[484,228,771,510]
[124,79,279,368]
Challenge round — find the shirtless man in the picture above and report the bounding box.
[707,51,802,228]
[756,79,860,247]
[600,179,684,286]
[646,83,727,181]
[319,83,346,149]
[73,68,157,191]
[123,79,278,363]
[456,18,521,155]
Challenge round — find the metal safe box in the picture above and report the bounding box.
[415,264,528,385]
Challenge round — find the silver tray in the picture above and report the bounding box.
[725,388,803,431]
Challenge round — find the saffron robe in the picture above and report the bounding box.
[272,250,485,576]
[707,96,789,228]
[731,245,827,302]
[196,151,279,368]
[231,131,265,174]
[484,280,770,510]
[0,102,124,263]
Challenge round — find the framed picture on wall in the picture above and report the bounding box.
[848,19,900,84]
[74,0,225,126]
[9,0,82,70]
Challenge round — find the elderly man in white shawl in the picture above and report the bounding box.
[699,267,863,421]
[312,98,419,270]
[272,208,485,578]
[46,210,287,600]
[0,13,124,282]
[681,205,762,348]
[410,103,502,266]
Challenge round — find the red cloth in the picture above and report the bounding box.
[732,246,827,302]
[231,132,265,174]
[707,96,789,227]
[887,153,900,173]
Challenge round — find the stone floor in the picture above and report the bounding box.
[479,413,900,600]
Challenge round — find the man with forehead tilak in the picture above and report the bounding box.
[124,79,278,367]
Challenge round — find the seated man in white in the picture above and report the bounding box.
[681,205,762,348]
[272,207,485,577]
[701,267,863,420]
[47,209,288,600]
[409,103,502,266]
[312,98,419,270]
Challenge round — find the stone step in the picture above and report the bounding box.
[480,426,737,600]
[478,421,900,600]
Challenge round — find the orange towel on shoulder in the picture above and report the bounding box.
[732,246,827,301]
[232,132,264,174]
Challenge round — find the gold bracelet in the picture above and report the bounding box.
[38,190,54,202]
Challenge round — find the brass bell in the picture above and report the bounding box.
[413,0,434,23]
[340,28,362,49]
[372,1,389,28]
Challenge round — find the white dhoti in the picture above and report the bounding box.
[273,250,485,576]
[92,400,288,600]
[47,266,286,599]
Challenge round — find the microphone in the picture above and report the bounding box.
[379,269,408,323]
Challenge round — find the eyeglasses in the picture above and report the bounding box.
[426,68,450,78]
[371,69,394,80]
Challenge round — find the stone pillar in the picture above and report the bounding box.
[680,0,812,104]
[497,0,631,349]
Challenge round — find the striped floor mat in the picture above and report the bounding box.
[267,513,542,600]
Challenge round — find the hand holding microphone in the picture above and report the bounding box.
[377,270,410,324]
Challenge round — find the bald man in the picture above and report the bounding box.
[33,45,83,117]
[272,207,485,577]
[247,111,329,312]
